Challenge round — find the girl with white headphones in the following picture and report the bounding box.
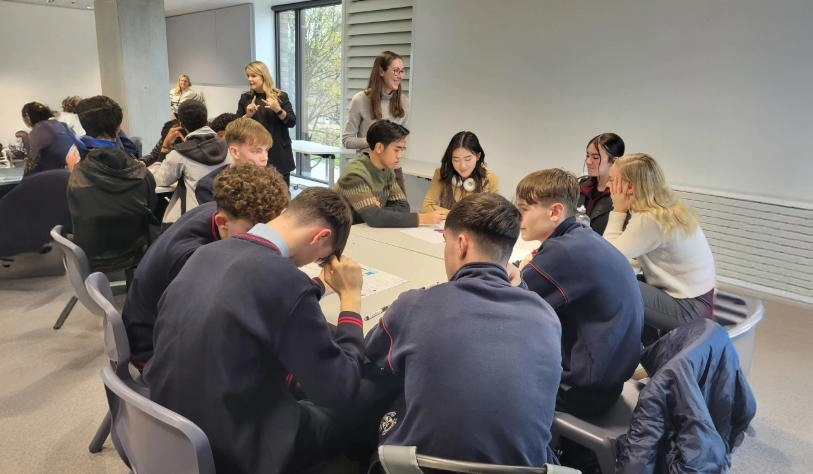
[421,131,499,212]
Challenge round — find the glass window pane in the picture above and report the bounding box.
[277,10,297,139]
[298,4,342,182]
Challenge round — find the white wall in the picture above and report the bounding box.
[409,0,813,204]
[0,1,101,144]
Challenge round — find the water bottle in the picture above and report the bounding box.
[575,205,591,227]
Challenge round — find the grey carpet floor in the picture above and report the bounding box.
[0,274,810,473]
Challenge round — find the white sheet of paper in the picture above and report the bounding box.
[399,226,445,244]
[300,263,407,298]
[510,239,539,264]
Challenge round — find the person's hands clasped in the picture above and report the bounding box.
[322,255,363,299]
[609,175,632,213]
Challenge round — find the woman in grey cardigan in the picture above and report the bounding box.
[342,50,410,193]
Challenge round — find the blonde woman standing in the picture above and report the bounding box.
[604,153,715,335]
[170,74,205,114]
[237,61,296,186]
[343,50,409,192]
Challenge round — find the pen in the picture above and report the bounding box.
[364,305,390,321]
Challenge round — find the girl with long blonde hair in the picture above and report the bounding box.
[604,153,716,338]
[237,60,296,185]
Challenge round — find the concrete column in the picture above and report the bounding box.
[93,0,168,142]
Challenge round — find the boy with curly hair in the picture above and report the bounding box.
[123,164,290,368]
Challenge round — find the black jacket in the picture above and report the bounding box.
[67,146,157,271]
[578,176,613,235]
[237,90,296,175]
[616,319,757,473]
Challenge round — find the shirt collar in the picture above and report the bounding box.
[247,223,289,257]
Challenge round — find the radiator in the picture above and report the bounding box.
[674,186,812,305]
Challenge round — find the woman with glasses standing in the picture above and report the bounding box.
[421,131,499,213]
[342,50,410,193]
[237,61,296,186]
[579,133,625,234]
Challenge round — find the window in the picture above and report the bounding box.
[275,0,342,184]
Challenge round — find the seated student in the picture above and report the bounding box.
[68,96,157,272]
[421,131,499,213]
[210,112,240,139]
[579,132,625,234]
[150,99,229,224]
[123,165,289,368]
[21,101,78,177]
[364,193,563,466]
[604,153,716,334]
[514,169,643,417]
[195,116,272,205]
[144,187,364,474]
[337,120,446,227]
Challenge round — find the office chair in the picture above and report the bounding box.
[100,365,215,474]
[375,445,580,474]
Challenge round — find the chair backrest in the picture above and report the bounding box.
[100,365,216,474]
[377,445,580,474]
[0,169,71,256]
[85,272,131,379]
[50,224,100,315]
[616,319,756,473]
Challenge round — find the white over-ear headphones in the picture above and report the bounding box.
[452,175,476,192]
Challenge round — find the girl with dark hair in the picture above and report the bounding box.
[578,132,625,234]
[21,102,77,176]
[343,51,410,192]
[421,131,499,212]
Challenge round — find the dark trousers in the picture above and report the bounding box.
[556,383,623,418]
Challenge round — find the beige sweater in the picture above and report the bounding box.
[342,90,410,152]
[421,167,500,212]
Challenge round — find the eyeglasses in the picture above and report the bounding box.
[390,68,406,76]
[452,155,476,164]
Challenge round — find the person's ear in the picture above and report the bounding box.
[229,144,239,159]
[213,212,230,238]
[549,202,566,222]
[457,232,470,260]
[374,142,385,154]
[309,228,332,247]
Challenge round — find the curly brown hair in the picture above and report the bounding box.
[214,165,289,225]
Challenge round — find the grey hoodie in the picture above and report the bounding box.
[152,126,230,223]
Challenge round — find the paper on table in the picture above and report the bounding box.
[399,225,445,244]
[300,263,407,298]
[510,239,539,264]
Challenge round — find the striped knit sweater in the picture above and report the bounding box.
[336,154,417,227]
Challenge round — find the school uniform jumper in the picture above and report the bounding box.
[522,217,644,416]
[143,227,364,474]
[365,263,563,466]
[122,201,220,366]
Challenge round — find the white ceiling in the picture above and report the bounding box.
[2,0,252,16]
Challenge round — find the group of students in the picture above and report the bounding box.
[14,50,718,473]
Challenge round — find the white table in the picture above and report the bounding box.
[350,223,540,262]
[318,230,447,333]
[291,140,354,187]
